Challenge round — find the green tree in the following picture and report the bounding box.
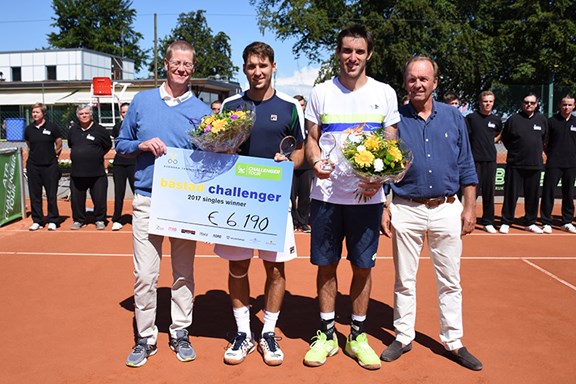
[153,10,238,79]
[48,0,148,71]
[250,0,576,114]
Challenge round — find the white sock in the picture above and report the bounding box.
[262,310,280,335]
[351,314,366,322]
[320,311,336,321]
[233,306,251,336]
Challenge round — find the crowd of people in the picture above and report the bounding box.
[22,23,576,373]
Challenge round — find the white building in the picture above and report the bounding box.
[0,48,134,83]
[0,48,240,136]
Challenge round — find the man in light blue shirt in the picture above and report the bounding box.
[117,40,211,368]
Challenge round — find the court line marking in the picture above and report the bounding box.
[1,251,576,261]
[3,229,576,237]
[522,258,576,291]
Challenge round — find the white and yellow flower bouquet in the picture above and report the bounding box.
[342,124,413,185]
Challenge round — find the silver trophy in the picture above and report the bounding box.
[318,132,336,171]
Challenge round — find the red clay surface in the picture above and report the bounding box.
[1,199,575,384]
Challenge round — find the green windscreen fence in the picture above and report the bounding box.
[0,147,26,226]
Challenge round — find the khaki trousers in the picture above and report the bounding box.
[390,196,464,351]
[132,194,197,344]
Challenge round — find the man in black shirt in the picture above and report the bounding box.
[466,91,503,233]
[67,104,112,230]
[540,95,576,233]
[24,102,62,231]
[500,93,547,234]
[291,95,313,233]
[111,102,135,231]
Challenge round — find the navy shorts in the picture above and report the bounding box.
[310,200,383,268]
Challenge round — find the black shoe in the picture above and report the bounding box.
[448,347,483,371]
[380,340,412,362]
[300,224,311,233]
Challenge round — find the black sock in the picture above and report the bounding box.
[321,318,335,338]
[350,319,364,340]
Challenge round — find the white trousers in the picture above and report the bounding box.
[132,194,197,344]
[390,197,464,351]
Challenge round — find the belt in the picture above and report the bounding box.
[397,195,456,208]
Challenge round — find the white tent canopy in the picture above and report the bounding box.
[0,90,137,106]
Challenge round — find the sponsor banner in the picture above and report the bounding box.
[495,165,575,197]
[149,147,293,252]
[0,148,26,226]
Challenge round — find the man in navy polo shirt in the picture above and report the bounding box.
[216,41,305,367]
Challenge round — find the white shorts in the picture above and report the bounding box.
[214,207,297,262]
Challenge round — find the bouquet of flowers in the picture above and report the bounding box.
[189,101,255,153]
[341,124,413,200]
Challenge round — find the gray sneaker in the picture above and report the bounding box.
[126,337,158,368]
[169,329,196,362]
[70,222,86,230]
[95,221,106,230]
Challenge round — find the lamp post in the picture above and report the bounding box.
[548,64,559,118]
[547,73,554,118]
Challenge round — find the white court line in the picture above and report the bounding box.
[1,251,576,261]
[3,229,575,237]
[522,258,576,291]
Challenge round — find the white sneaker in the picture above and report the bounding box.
[258,332,284,366]
[112,222,123,231]
[28,223,43,231]
[47,223,57,231]
[542,225,552,234]
[526,224,543,234]
[224,332,255,365]
[499,224,509,234]
[484,225,497,234]
[562,223,576,233]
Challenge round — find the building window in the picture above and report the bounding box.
[11,67,21,82]
[112,58,123,80]
[46,65,57,80]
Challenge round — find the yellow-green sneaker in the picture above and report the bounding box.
[345,333,381,370]
[303,331,339,367]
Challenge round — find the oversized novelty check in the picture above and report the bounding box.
[149,147,293,252]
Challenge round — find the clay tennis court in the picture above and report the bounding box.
[1,199,575,384]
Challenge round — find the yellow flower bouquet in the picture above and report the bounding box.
[342,125,413,185]
[190,101,255,153]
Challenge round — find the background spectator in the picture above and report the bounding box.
[540,94,576,233]
[67,104,112,230]
[291,95,313,232]
[465,91,503,233]
[24,102,62,231]
[111,102,135,231]
[499,92,547,234]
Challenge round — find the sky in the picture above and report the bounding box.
[0,0,325,97]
